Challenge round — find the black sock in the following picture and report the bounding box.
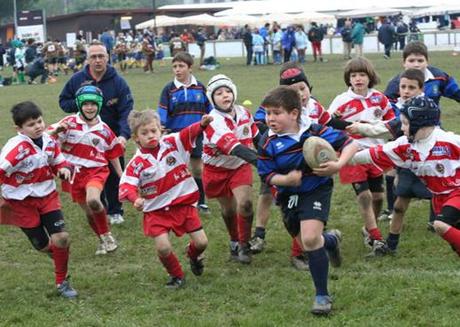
[307,247,329,296]
[385,175,396,211]
[254,227,266,239]
[194,178,205,205]
[386,233,400,251]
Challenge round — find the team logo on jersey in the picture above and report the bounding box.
[107,98,118,106]
[166,156,176,166]
[243,126,249,136]
[405,148,415,161]
[133,162,144,176]
[431,146,451,157]
[140,186,157,196]
[373,108,383,119]
[92,138,100,146]
[275,141,284,150]
[313,201,322,211]
[432,85,439,95]
[15,145,30,161]
[370,95,381,104]
[435,163,445,174]
[195,94,202,101]
[341,105,356,116]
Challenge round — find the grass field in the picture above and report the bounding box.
[1,52,460,327]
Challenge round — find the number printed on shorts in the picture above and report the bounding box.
[287,195,299,209]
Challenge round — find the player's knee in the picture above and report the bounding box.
[393,202,406,215]
[156,244,172,257]
[195,236,208,251]
[238,200,253,217]
[357,190,372,208]
[301,234,321,250]
[87,198,103,212]
[51,232,70,248]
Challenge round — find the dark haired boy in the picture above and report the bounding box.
[385,41,460,105]
[0,101,77,298]
[258,86,358,315]
[157,51,212,213]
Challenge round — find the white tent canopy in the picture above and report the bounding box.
[135,16,179,29]
[176,14,221,26]
[410,4,460,18]
[335,7,410,19]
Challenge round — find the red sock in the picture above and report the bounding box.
[92,210,109,236]
[187,241,205,260]
[50,243,69,285]
[237,214,253,244]
[368,228,383,241]
[159,252,184,278]
[291,238,303,257]
[442,227,460,256]
[222,214,239,241]
[86,214,99,235]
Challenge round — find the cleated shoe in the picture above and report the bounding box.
[366,240,391,257]
[57,278,78,299]
[325,229,343,268]
[101,233,118,253]
[229,242,239,261]
[165,276,185,289]
[311,295,332,315]
[377,209,392,221]
[291,254,309,271]
[186,245,205,276]
[95,241,107,255]
[236,243,252,264]
[361,227,373,249]
[249,236,266,254]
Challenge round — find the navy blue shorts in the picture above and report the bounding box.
[279,179,332,237]
[191,133,203,159]
[394,168,432,199]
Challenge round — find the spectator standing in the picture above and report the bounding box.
[378,19,396,59]
[294,25,308,64]
[271,26,282,64]
[396,21,409,50]
[142,36,155,73]
[252,28,265,65]
[259,23,270,64]
[0,41,5,70]
[25,38,37,64]
[59,42,134,225]
[308,22,325,62]
[243,24,253,66]
[281,26,296,63]
[341,20,353,60]
[195,27,207,66]
[351,21,365,57]
[100,28,114,64]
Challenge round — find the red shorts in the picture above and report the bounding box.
[432,189,460,216]
[0,191,61,228]
[339,163,383,184]
[64,166,110,203]
[143,205,202,237]
[203,164,253,198]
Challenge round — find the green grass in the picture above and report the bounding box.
[1,53,460,326]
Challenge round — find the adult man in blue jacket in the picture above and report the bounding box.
[59,42,133,225]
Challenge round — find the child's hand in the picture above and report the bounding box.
[134,197,144,211]
[346,122,362,135]
[57,167,72,181]
[200,115,213,128]
[285,170,302,186]
[55,122,69,134]
[313,161,341,176]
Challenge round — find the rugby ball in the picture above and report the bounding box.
[302,136,338,169]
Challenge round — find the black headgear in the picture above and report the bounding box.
[279,68,312,91]
[400,96,440,142]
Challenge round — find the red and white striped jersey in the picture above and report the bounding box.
[368,128,460,195]
[303,98,331,125]
[202,105,258,170]
[328,88,395,148]
[119,123,203,212]
[0,133,68,200]
[48,114,123,168]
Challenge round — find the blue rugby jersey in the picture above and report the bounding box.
[258,123,352,196]
[385,66,460,106]
[157,77,212,132]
